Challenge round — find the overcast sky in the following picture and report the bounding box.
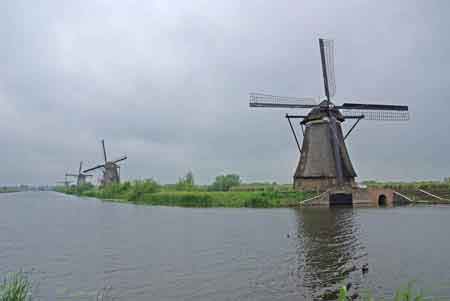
[1,0,449,185]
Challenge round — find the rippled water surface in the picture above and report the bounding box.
[1,192,450,300]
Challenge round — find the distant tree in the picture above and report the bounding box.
[185,171,194,186]
[127,179,160,201]
[210,174,241,191]
[175,171,195,191]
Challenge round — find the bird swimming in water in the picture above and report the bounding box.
[362,263,369,274]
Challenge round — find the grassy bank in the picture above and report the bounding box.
[56,181,317,208]
[0,272,32,301]
[0,187,21,194]
[364,180,450,203]
[56,177,450,207]
[338,282,428,301]
[126,191,315,207]
[0,271,434,301]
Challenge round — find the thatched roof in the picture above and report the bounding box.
[295,107,356,180]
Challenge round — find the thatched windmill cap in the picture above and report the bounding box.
[301,100,344,124]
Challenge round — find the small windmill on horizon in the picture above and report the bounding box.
[56,175,72,188]
[249,38,409,192]
[65,161,93,186]
[83,140,127,186]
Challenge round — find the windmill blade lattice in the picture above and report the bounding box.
[249,93,318,109]
[340,103,409,121]
[83,164,105,173]
[102,140,108,163]
[112,156,127,164]
[319,38,336,100]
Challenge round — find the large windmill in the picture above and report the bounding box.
[65,161,93,186]
[249,38,409,192]
[83,140,127,185]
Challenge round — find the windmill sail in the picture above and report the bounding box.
[83,164,105,173]
[319,38,336,100]
[249,93,318,109]
[340,103,409,121]
[328,115,344,186]
[112,156,127,164]
[102,140,108,163]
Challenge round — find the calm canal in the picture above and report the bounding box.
[1,192,449,300]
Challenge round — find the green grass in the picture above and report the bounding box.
[0,272,32,301]
[57,178,450,206]
[0,271,436,300]
[0,188,20,194]
[338,282,427,301]
[363,180,450,191]
[130,190,315,208]
[57,181,317,208]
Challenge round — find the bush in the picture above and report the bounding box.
[0,272,32,301]
[96,182,131,199]
[174,171,196,191]
[127,179,160,202]
[139,192,214,207]
[243,196,272,208]
[209,174,241,191]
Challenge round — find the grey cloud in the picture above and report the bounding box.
[1,0,449,185]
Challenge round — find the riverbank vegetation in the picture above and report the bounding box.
[338,282,426,301]
[0,187,21,194]
[56,172,450,207]
[0,272,32,301]
[364,179,450,203]
[0,271,434,301]
[56,173,316,208]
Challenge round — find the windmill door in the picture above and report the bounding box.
[329,193,353,206]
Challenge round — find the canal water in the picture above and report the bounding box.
[1,192,449,300]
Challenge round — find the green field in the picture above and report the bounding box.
[55,174,450,207]
[56,180,317,208]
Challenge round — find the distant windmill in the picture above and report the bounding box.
[56,175,72,188]
[65,161,93,186]
[83,140,127,185]
[249,38,409,192]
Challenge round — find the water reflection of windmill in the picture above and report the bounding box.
[249,38,409,191]
[83,140,127,185]
[294,208,367,299]
[65,161,92,186]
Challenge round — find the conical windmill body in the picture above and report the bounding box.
[83,140,127,186]
[249,39,409,191]
[294,103,357,190]
[66,161,93,186]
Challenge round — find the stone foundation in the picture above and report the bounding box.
[301,187,395,207]
[294,177,355,191]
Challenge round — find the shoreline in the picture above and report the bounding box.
[53,179,450,208]
[56,190,450,208]
[58,189,317,208]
